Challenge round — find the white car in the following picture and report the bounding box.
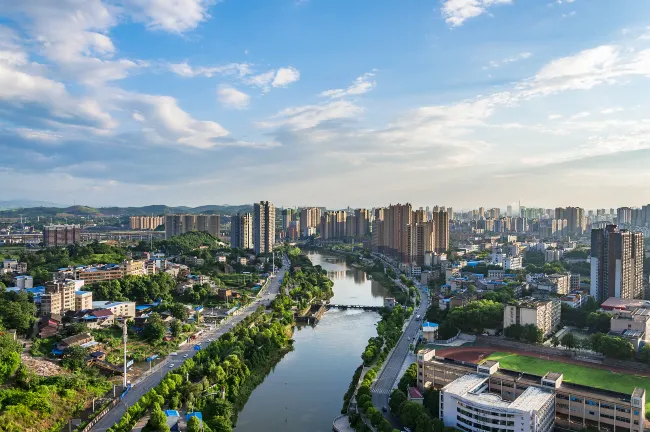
[183,354,189,358]
[169,364,175,368]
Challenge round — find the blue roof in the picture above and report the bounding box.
[75,290,91,295]
[135,305,152,311]
[466,261,480,266]
[422,321,439,328]
[164,410,180,417]
[186,412,203,422]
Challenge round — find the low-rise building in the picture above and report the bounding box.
[57,332,94,350]
[92,301,136,318]
[14,275,33,289]
[417,349,646,432]
[610,308,650,346]
[75,291,93,311]
[384,297,396,310]
[185,256,205,267]
[537,273,570,295]
[2,259,27,274]
[422,321,439,342]
[504,297,561,337]
[487,269,505,279]
[545,249,563,262]
[570,273,580,291]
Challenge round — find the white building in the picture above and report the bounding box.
[440,372,555,432]
[504,256,523,271]
[14,275,33,289]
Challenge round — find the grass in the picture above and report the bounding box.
[485,352,650,411]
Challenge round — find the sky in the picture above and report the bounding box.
[1,0,650,210]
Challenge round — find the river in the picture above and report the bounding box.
[234,250,390,432]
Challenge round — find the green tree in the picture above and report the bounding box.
[551,336,560,347]
[187,416,202,432]
[389,389,407,414]
[144,312,167,341]
[398,363,417,392]
[61,345,88,372]
[640,344,650,364]
[147,402,170,432]
[170,319,183,338]
[586,312,611,333]
[560,332,577,349]
[0,334,21,382]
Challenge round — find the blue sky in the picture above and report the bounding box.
[1,0,650,209]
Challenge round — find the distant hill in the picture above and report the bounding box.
[0,204,255,218]
[0,200,63,209]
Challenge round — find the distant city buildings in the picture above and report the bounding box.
[164,214,220,239]
[231,212,253,250]
[43,224,81,247]
[129,216,164,230]
[253,201,275,255]
[591,224,644,301]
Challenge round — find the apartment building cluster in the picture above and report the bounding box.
[417,349,646,432]
[129,216,164,230]
[164,214,221,239]
[43,224,81,247]
[371,203,449,264]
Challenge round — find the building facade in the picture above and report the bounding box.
[231,212,253,250]
[41,280,76,316]
[164,214,220,239]
[417,349,646,432]
[503,298,561,337]
[432,210,449,253]
[591,225,644,301]
[253,201,275,255]
[43,225,81,247]
[129,216,164,230]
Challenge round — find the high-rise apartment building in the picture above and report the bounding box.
[253,201,275,255]
[282,208,296,231]
[231,213,253,250]
[370,204,412,261]
[431,210,449,253]
[478,207,485,219]
[164,214,220,239]
[591,225,644,301]
[407,221,435,266]
[43,225,81,247]
[129,216,164,230]
[299,207,322,232]
[617,207,633,225]
[555,207,585,236]
[355,208,371,237]
[320,210,346,240]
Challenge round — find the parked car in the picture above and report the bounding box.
[169,364,175,368]
[183,354,189,358]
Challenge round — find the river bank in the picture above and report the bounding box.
[234,250,391,432]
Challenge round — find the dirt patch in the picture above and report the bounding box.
[21,353,66,377]
[435,347,496,363]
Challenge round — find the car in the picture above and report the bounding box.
[382,406,387,412]
[170,352,178,356]
[183,354,189,358]
[169,364,175,368]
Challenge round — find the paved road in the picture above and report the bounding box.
[370,255,429,428]
[90,257,289,432]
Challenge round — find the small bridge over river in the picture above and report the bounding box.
[325,304,383,312]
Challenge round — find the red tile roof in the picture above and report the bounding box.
[408,387,423,399]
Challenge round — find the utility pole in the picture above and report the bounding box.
[122,320,128,388]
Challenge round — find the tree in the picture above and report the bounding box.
[398,363,417,392]
[170,319,183,338]
[640,344,650,364]
[423,388,440,418]
[147,402,171,432]
[587,312,611,333]
[144,312,167,341]
[560,332,577,349]
[61,345,88,372]
[522,324,543,344]
[187,416,202,432]
[0,334,21,382]
[551,336,560,347]
[168,302,189,321]
[389,389,407,414]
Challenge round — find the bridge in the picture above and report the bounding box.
[326,304,383,312]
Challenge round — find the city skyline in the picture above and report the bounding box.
[1,1,650,207]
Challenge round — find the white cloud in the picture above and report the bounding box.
[601,107,624,114]
[483,52,531,69]
[246,67,301,91]
[562,11,577,18]
[216,85,250,109]
[168,61,252,78]
[120,0,216,33]
[257,100,363,130]
[441,0,513,27]
[569,111,590,120]
[548,114,563,120]
[15,128,62,142]
[272,67,301,87]
[320,72,377,99]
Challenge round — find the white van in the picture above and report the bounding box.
[170,352,178,356]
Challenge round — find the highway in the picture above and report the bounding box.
[90,256,288,432]
[370,254,429,427]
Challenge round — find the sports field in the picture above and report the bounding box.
[485,352,650,410]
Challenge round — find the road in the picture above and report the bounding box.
[90,256,289,432]
[370,254,429,428]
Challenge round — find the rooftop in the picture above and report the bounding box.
[422,321,439,329]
